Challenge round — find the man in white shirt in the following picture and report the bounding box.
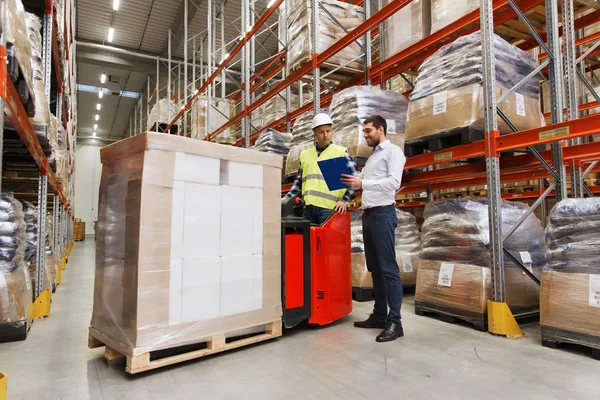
[341,115,406,342]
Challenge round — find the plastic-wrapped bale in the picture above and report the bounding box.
[45,215,56,290]
[431,0,479,33]
[4,0,35,105]
[415,198,547,328]
[287,0,364,72]
[285,112,315,177]
[350,210,372,289]
[147,99,180,132]
[89,133,283,372]
[19,200,37,265]
[254,129,292,158]
[540,198,600,354]
[384,0,431,55]
[0,193,33,342]
[190,96,236,143]
[395,209,421,286]
[330,86,408,158]
[405,31,544,144]
[26,13,50,141]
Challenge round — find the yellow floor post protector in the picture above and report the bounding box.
[487,300,524,338]
[34,290,51,319]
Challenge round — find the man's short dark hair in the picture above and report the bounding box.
[363,115,387,135]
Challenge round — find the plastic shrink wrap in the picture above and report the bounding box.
[431,0,479,33]
[45,215,57,288]
[330,86,408,158]
[0,194,33,338]
[5,0,36,105]
[254,129,292,157]
[384,0,430,56]
[20,201,37,265]
[26,13,50,140]
[285,112,315,177]
[90,133,283,357]
[287,0,364,72]
[541,198,600,348]
[351,209,421,288]
[405,32,544,143]
[416,198,547,324]
[147,99,181,131]
[191,96,236,143]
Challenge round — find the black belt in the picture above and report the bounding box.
[363,204,395,214]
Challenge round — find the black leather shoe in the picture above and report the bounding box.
[376,323,404,342]
[353,314,387,329]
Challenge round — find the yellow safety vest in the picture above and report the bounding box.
[299,144,348,209]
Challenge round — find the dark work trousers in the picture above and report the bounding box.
[303,205,333,226]
[362,205,403,325]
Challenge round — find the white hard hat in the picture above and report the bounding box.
[311,113,333,130]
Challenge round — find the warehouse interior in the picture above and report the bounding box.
[1,0,600,398]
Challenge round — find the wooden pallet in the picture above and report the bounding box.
[541,325,600,360]
[414,301,488,332]
[352,286,375,302]
[88,318,283,374]
[404,127,486,157]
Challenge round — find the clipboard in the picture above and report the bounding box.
[317,157,351,191]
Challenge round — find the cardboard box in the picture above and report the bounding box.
[91,133,283,357]
[351,252,419,288]
[0,267,33,329]
[384,0,431,55]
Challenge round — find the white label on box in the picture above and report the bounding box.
[589,275,600,308]
[433,92,447,115]
[516,93,526,117]
[401,254,412,273]
[386,119,397,135]
[519,251,532,264]
[438,263,454,287]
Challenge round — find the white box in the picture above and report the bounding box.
[220,160,264,188]
[220,186,263,257]
[181,257,221,323]
[183,183,222,259]
[170,181,185,259]
[220,255,263,317]
[174,152,221,185]
[169,258,183,325]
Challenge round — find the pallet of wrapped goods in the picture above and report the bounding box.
[431,0,479,33]
[253,129,293,158]
[384,0,431,56]
[0,194,33,342]
[74,219,85,241]
[190,96,237,144]
[541,198,600,359]
[286,0,364,73]
[415,198,546,331]
[350,209,421,302]
[89,133,283,373]
[404,32,544,156]
[330,86,408,159]
[285,112,315,178]
[147,99,180,134]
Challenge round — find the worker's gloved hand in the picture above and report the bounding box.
[334,201,348,215]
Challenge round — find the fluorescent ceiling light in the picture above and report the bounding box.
[98,88,103,98]
[113,0,120,10]
[94,124,98,130]
[108,27,115,42]
[97,103,101,110]
[95,114,100,121]
[266,0,276,8]
[77,84,139,99]
[100,74,106,83]
[93,131,96,137]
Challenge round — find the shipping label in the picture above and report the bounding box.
[589,275,600,308]
[433,92,447,115]
[516,93,526,117]
[401,254,412,273]
[438,263,455,287]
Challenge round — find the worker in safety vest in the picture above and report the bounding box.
[284,113,359,225]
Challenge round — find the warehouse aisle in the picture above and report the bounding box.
[1,241,598,400]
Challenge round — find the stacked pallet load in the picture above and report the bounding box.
[287,0,364,72]
[20,201,52,295]
[351,209,421,300]
[5,0,35,110]
[147,99,181,133]
[45,215,57,291]
[285,112,315,178]
[404,32,544,155]
[415,198,547,330]
[89,133,283,373]
[0,194,33,342]
[541,198,600,359]
[74,219,85,241]
[253,129,293,159]
[384,0,431,55]
[190,96,236,144]
[252,83,311,131]
[431,0,479,33]
[330,86,408,159]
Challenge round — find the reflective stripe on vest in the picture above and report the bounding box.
[299,143,348,209]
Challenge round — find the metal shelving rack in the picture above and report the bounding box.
[128,0,600,336]
[0,0,76,320]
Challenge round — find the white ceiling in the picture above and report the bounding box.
[75,0,281,140]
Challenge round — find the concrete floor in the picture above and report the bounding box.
[1,241,598,400]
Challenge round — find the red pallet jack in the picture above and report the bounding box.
[281,196,352,328]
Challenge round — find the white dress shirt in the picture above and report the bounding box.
[359,139,406,209]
